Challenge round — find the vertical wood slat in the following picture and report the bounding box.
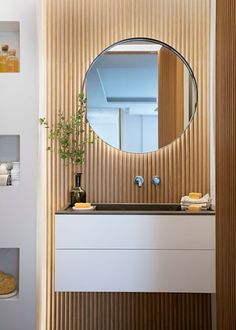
[45,0,212,329]
[49,293,211,330]
[216,0,236,329]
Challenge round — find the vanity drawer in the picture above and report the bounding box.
[55,249,215,293]
[55,214,215,250]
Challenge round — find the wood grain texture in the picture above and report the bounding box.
[216,0,236,328]
[50,293,212,330]
[45,0,212,329]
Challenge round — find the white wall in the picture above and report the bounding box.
[0,0,38,329]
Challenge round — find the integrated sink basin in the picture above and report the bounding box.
[94,203,182,211]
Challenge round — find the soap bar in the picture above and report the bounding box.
[188,204,202,212]
[188,192,202,199]
[74,202,91,209]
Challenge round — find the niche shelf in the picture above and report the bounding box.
[0,135,20,186]
[0,22,20,73]
[0,248,19,300]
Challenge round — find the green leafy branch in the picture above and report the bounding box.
[40,94,94,165]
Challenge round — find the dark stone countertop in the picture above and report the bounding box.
[56,203,215,216]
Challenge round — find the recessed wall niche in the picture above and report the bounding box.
[0,135,20,186]
[0,248,19,299]
[0,22,20,73]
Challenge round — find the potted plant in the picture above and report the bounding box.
[40,94,93,165]
[40,94,94,204]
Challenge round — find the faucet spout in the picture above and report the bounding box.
[134,176,144,188]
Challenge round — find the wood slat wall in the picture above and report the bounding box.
[48,293,212,330]
[216,0,236,328]
[45,0,212,329]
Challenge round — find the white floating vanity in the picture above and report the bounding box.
[55,205,215,293]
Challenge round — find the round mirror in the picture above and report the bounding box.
[83,38,197,153]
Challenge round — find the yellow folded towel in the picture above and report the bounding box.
[187,204,202,212]
[188,192,202,199]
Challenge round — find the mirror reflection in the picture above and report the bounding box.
[84,39,197,153]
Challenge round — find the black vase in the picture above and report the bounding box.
[70,173,86,206]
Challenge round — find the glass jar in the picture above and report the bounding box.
[7,49,19,72]
[0,45,9,72]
